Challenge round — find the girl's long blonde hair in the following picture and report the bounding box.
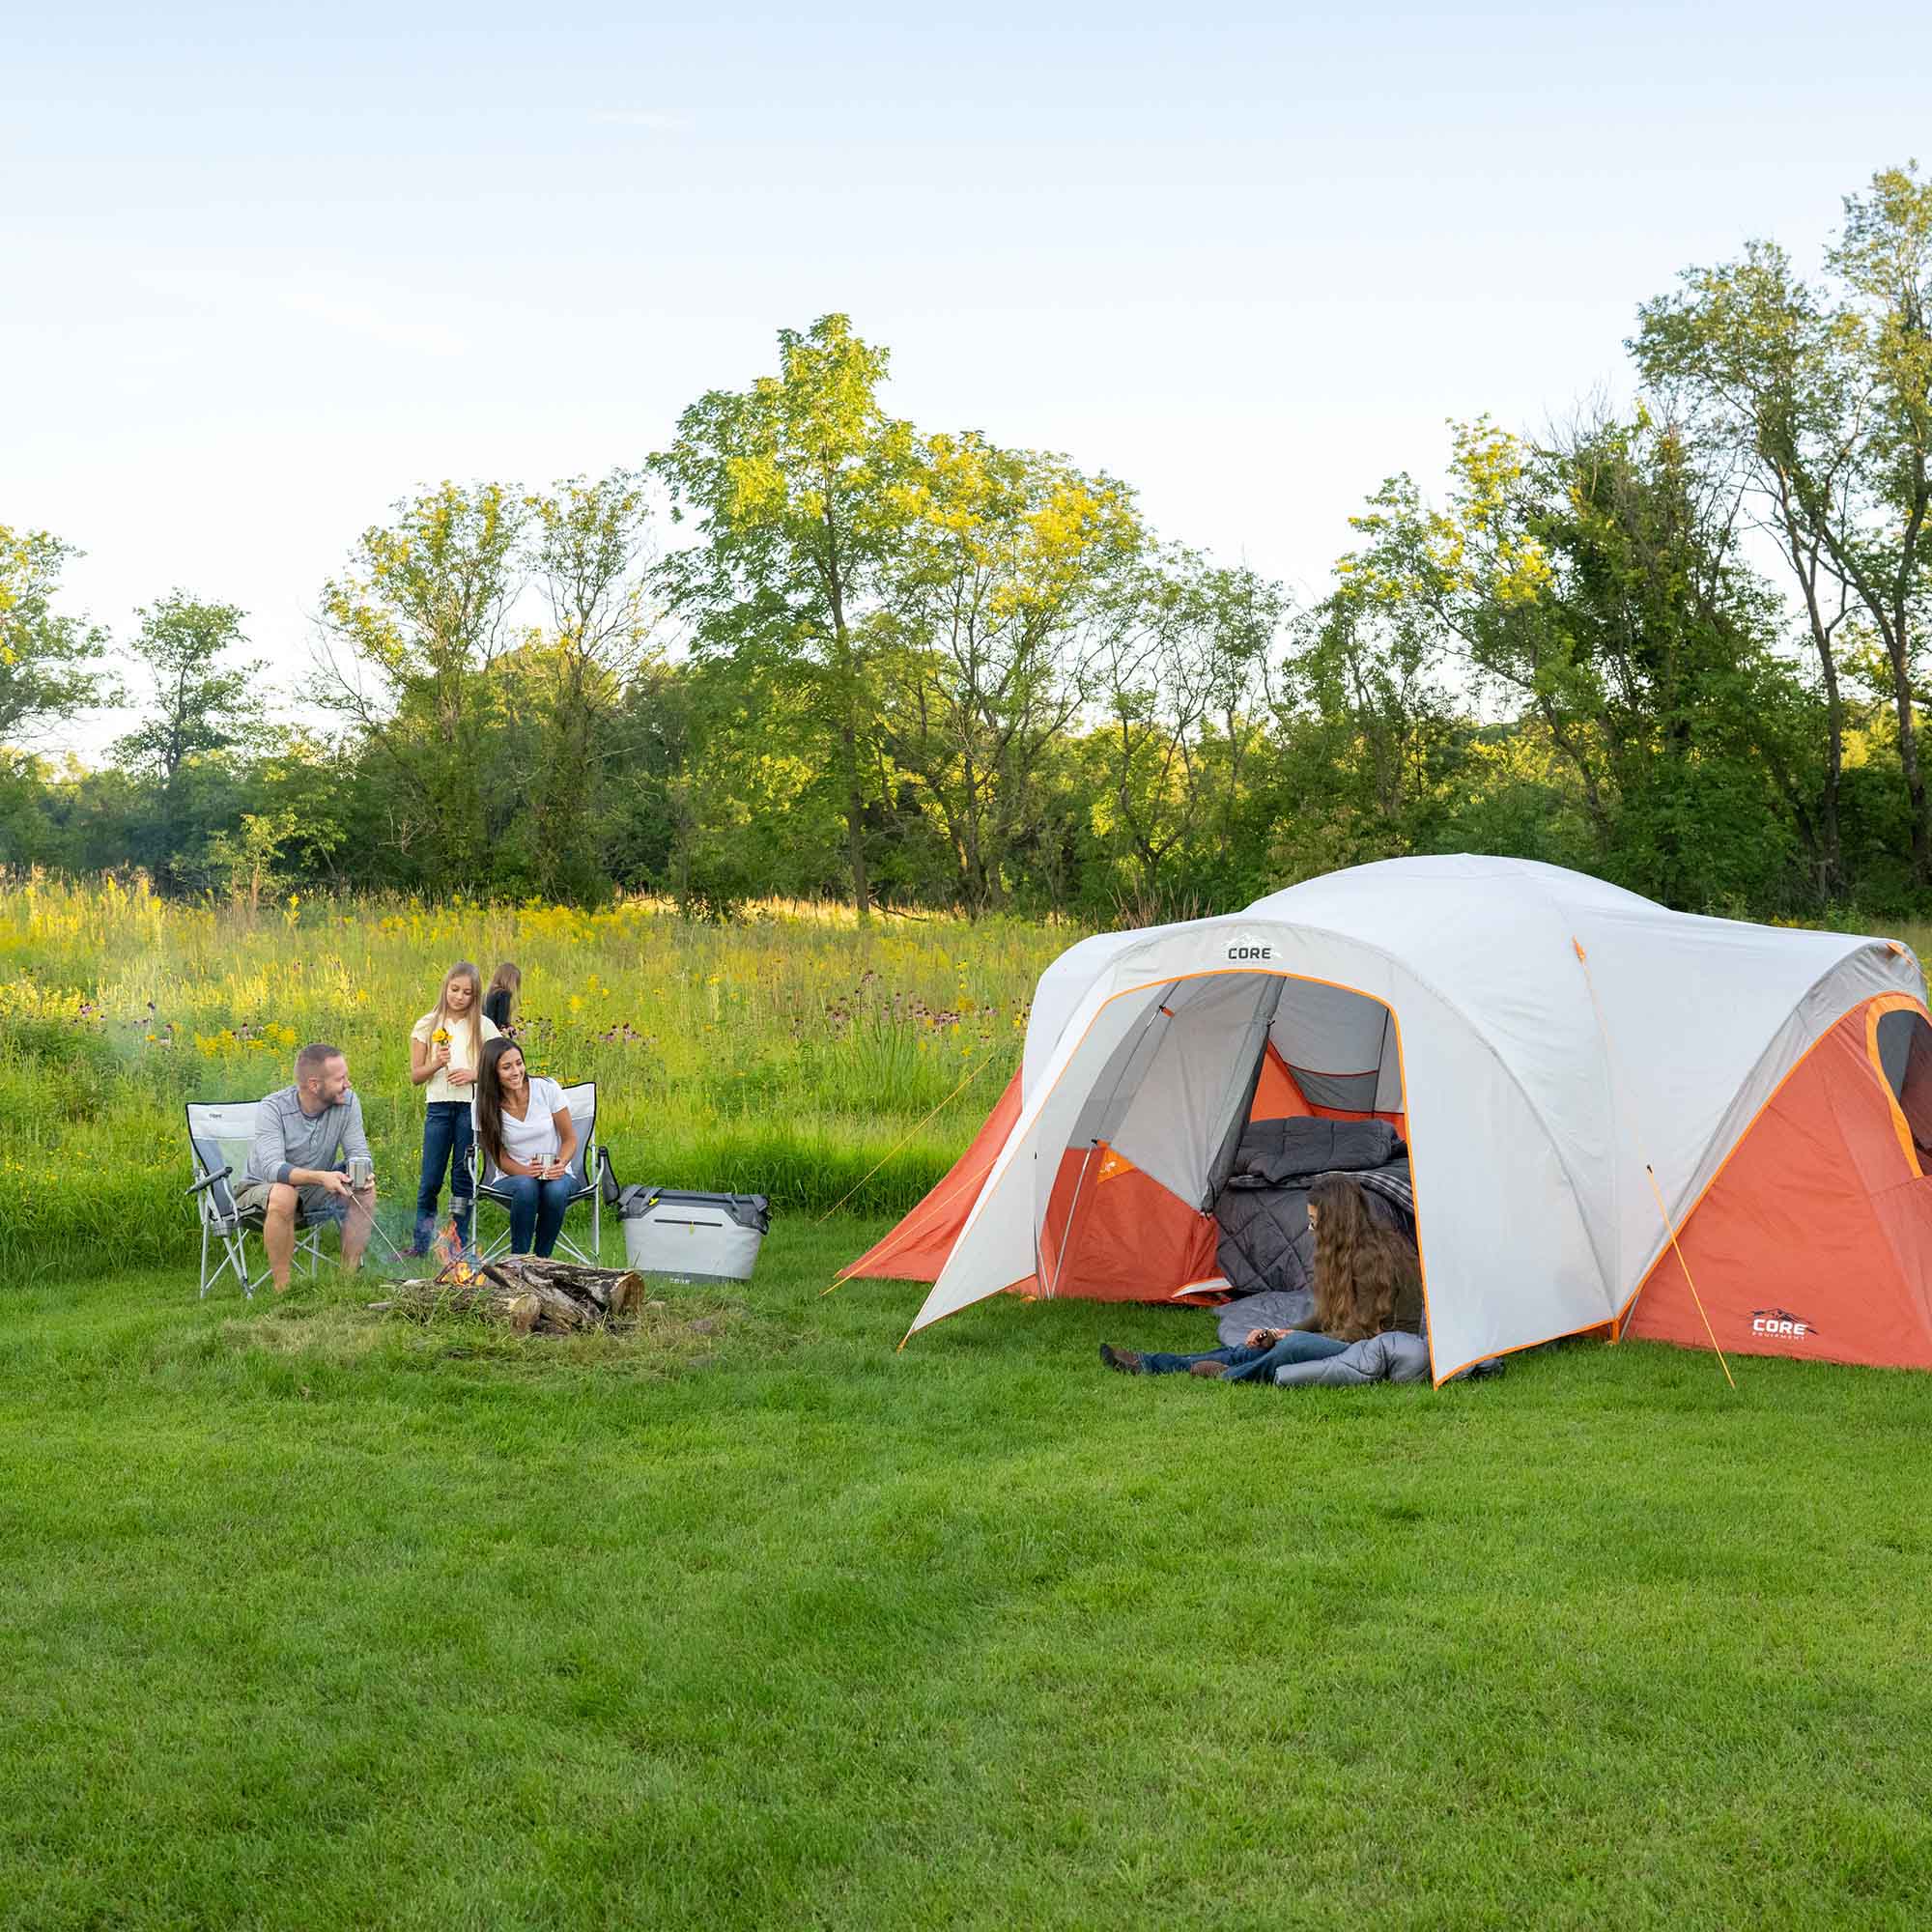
[1309,1173,1421,1343]
[427,960,484,1066]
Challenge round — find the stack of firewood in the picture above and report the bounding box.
[373,1255,645,1334]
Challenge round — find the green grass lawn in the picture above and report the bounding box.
[6,1220,1932,1930]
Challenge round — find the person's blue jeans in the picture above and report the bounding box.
[501,1174,575,1257]
[1140,1330,1352,1381]
[413,1101,474,1251]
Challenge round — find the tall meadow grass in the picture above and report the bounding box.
[8,877,1926,1283]
[0,879,1079,1276]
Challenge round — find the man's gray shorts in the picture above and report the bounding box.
[233,1178,349,1225]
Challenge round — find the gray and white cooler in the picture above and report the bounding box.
[616,1186,770,1281]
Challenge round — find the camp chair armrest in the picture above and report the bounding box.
[186,1163,234,1197]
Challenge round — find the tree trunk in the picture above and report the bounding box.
[1884,628,1932,887]
[1538,696,1613,849]
[1776,487,1846,899]
[821,515,871,925]
[1815,661,1845,903]
[1807,480,1932,888]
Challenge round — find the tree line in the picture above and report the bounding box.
[5,162,1930,922]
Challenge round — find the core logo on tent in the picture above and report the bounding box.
[1749,1307,1819,1340]
[1227,945,1273,961]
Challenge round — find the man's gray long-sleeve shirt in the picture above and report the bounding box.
[244,1085,371,1186]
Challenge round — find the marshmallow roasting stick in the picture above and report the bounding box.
[340,1183,415,1270]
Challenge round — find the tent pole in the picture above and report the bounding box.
[1046,1140,1101,1300]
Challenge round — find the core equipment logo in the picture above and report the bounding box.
[1226,936,1273,962]
[1749,1306,1820,1340]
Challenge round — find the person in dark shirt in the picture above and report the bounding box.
[484,961,521,1034]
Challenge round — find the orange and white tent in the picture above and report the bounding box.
[844,856,1932,1381]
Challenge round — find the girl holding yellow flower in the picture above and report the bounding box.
[408,960,498,1254]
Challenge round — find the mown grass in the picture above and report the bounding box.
[0,881,1073,1273]
[5,1216,1932,1929]
[10,881,1932,1925]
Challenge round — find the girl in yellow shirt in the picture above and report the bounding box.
[408,960,500,1253]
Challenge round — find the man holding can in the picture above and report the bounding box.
[235,1041,378,1290]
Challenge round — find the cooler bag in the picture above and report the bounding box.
[616,1185,770,1281]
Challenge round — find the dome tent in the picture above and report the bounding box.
[843,856,1932,1382]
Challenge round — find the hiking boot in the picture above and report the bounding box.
[1099,1343,1144,1375]
[1188,1359,1229,1378]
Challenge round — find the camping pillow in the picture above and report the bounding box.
[1228,1117,1403,1188]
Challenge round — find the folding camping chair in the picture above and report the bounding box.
[185,1099,327,1298]
[469,1079,613,1265]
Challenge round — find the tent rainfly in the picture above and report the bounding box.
[843,856,1932,1382]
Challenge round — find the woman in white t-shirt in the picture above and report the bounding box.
[472,1037,579,1256]
[408,960,501,1253]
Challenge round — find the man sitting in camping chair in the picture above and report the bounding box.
[235,1041,378,1292]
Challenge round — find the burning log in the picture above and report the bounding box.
[381,1254,646,1333]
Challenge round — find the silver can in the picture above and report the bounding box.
[346,1155,375,1190]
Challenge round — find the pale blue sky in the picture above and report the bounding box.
[7,2,1929,750]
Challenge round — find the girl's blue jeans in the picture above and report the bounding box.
[414,1101,474,1250]
[1139,1330,1352,1381]
[501,1175,575,1257]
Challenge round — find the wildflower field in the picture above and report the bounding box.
[0,878,1075,1274]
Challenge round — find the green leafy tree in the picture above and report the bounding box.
[1329,414,1819,909]
[1276,582,1460,874]
[1090,550,1289,914]
[1632,241,1858,895]
[0,525,113,748]
[112,591,269,891]
[520,469,660,903]
[880,434,1143,912]
[1636,163,1932,886]
[654,315,919,921]
[316,481,526,888]
[203,810,300,913]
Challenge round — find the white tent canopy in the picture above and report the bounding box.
[911,856,1918,1379]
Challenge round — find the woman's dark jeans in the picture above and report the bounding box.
[501,1174,576,1257]
[1139,1330,1352,1381]
[413,1101,474,1251]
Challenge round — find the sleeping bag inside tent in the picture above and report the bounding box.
[840,856,1932,1382]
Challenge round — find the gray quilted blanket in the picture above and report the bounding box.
[1213,1117,1411,1306]
[1224,1116,1402,1187]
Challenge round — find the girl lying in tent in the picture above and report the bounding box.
[1099,1174,1424,1383]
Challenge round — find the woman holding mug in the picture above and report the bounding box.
[472,1037,578,1257]
[408,960,499,1253]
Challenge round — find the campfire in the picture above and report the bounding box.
[432,1219,484,1288]
[375,1232,645,1334]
